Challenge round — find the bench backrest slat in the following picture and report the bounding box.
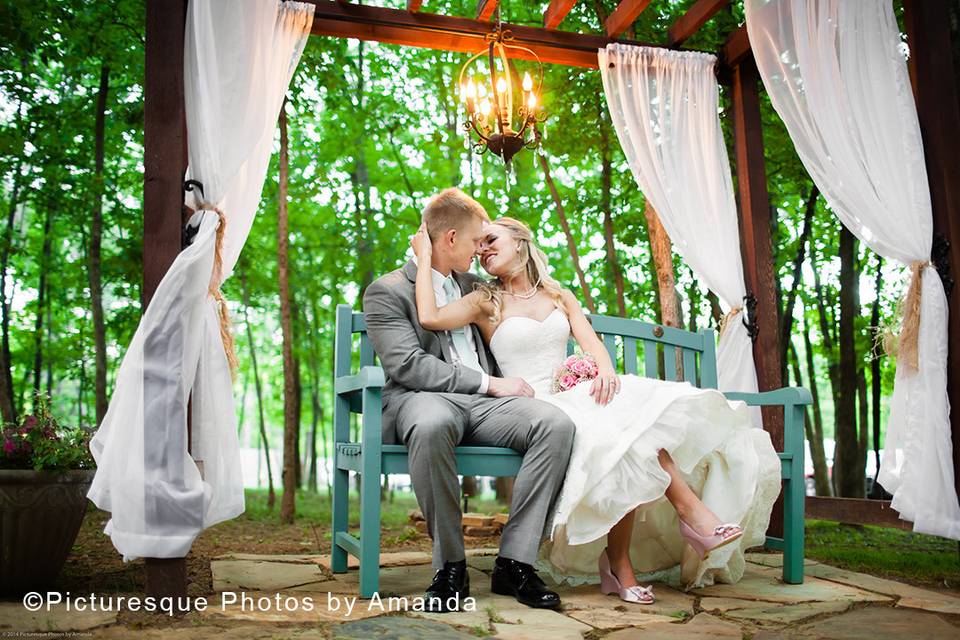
[335,305,720,390]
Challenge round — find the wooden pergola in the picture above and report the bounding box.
[141,0,960,599]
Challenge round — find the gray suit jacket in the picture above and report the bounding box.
[362,260,501,443]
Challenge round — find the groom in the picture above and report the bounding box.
[363,187,575,613]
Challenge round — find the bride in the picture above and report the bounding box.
[409,216,781,602]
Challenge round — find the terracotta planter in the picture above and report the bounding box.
[0,469,95,595]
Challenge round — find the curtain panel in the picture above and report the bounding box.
[745,0,959,538]
[599,44,762,426]
[86,0,314,560]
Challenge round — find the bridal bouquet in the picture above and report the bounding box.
[551,354,599,393]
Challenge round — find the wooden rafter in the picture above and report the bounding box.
[720,24,751,68]
[605,0,652,38]
[543,0,579,29]
[407,0,423,12]
[667,0,729,47]
[476,0,499,21]
[305,1,689,69]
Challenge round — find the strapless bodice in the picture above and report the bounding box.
[488,308,570,396]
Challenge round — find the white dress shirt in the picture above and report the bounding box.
[413,256,490,394]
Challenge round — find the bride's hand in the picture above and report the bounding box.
[410,223,432,259]
[589,368,620,405]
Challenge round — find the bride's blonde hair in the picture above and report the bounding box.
[475,217,567,324]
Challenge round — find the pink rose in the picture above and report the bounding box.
[559,374,579,391]
[563,355,579,369]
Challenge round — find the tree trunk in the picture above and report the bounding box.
[89,63,110,425]
[870,256,884,496]
[598,108,626,316]
[780,184,818,376]
[643,202,679,328]
[802,321,832,496]
[278,102,297,523]
[787,340,829,498]
[241,268,274,507]
[834,226,862,497]
[32,207,52,403]
[537,152,596,313]
[0,161,21,424]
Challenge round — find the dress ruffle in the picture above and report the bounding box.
[532,375,781,590]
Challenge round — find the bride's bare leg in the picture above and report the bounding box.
[606,510,640,588]
[659,449,724,535]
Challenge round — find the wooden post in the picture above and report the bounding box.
[143,0,189,601]
[729,57,785,536]
[903,0,960,498]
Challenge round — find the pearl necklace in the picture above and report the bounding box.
[503,278,541,300]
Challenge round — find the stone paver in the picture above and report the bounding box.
[557,582,696,618]
[745,552,819,568]
[605,612,742,640]
[723,599,851,624]
[212,559,331,592]
[0,601,116,632]
[795,606,960,640]
[314,550,437,572]
[691,566,891,604]
[334,616,477,639]
[804,563,960,615]
[489,606,592,640]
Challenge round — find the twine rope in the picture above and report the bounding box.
[886,260,932,372]
[196,204,239,381]
[719,306,742,338]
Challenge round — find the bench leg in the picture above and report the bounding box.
[358,466,381,598]
[782,404,805,584]
[331,397,350,574]
[358,388,383,598]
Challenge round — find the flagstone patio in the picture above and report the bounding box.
[3,550,959,638]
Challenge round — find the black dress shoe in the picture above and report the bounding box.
[490,556,561,609]
[424,559,469,613]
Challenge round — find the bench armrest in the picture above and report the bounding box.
[335,366,385,396]
[723,386,813,407]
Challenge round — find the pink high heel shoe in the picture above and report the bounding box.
[598,548,655,605]
[679,519,743,560]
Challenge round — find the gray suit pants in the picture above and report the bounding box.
[394,392,576,569]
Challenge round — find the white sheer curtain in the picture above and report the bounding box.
[745,0,959,539]
[599,44,761,426]
[86,0,314,560]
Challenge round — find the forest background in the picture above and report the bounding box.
[3,0,960,516]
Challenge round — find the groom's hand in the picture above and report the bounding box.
[487,376,535,398]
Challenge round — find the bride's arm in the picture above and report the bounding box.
[561,289,620,405]
[411,224,486,331]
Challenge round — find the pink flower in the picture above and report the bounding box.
[559,374,579,390]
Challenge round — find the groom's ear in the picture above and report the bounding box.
[440,227,458,248]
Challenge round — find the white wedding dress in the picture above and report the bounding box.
[488,308,781,589]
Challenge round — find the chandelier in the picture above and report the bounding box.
[458,23,546,164]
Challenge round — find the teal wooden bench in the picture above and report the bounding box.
[332,303,811,597]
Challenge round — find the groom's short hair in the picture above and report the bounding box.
[422,188,489,241]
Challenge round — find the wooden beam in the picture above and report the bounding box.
[730,58,784,537]
[904,0,960,500]
[306,1,687,69]
[407,0,422,12]
[476,0,499,21]
[668,0,729,47]
[806,497,912,530]
[605,0,652,38]
[143,0,189,601]
[720,24,751,68]
[543,0,579,30]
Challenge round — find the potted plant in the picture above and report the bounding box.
[0,396,95,595]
